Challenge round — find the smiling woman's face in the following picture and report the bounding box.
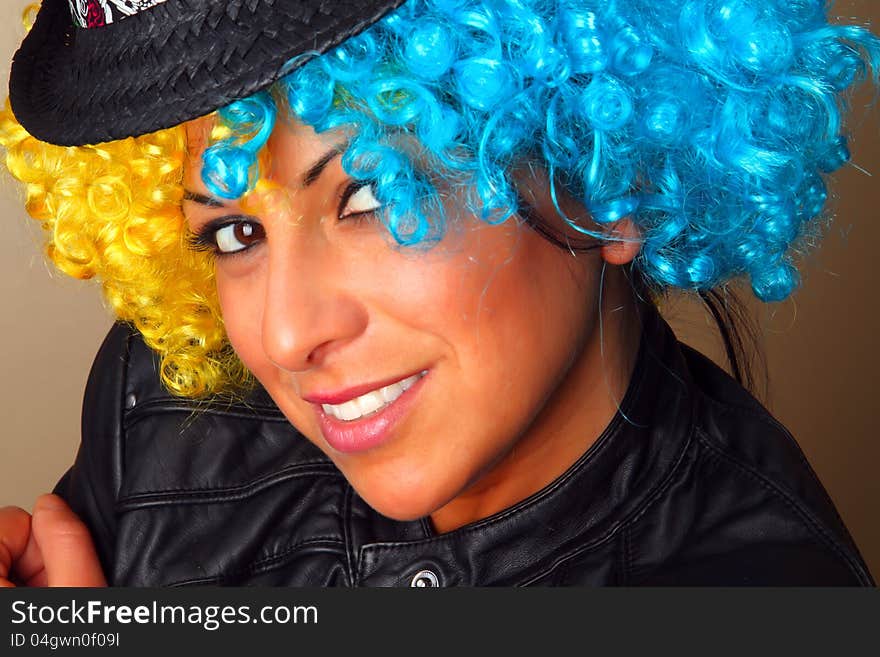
[182,114,642,531]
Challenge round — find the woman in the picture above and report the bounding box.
[0,0,876,586]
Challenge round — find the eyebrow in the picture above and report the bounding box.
[302,147,344,187]
[182,190,227,207]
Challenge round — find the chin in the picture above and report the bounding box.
[344,467,455,523]
[356,490,438,522]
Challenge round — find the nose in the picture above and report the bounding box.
[260,234,369,372]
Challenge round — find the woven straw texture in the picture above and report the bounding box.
[9,0,406,145]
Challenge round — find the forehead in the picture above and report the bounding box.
[182,116,216,193]
[184,116,215,160]
[182,113,347,186]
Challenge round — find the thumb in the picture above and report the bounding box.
[30,494,107,587]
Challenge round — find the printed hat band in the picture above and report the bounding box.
[68,0,168,28]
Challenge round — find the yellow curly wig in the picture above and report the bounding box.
[0,100,250,398]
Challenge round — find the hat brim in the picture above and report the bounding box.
[9,0,406,146]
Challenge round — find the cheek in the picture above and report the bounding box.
[215,271,268,377]
[397,225,595,427]
[439,230,590,377]
[350,227,597,514]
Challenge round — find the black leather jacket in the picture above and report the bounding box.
[54,305,874,586]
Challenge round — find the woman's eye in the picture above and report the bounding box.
[213,220,264,254]
[339,182,382,220]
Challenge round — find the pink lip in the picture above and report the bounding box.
[314,371,429,454]
[303,371,425,405]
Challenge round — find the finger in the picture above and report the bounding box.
[0,506,32,586]
[16,530,48,587]
[31,494,107,587]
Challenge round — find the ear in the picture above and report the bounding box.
[600,217,642,266]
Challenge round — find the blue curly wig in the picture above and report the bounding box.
[201,0,879,303]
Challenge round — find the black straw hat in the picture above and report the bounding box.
[9,0,405,146]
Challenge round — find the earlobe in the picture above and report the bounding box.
[600,217,642,266]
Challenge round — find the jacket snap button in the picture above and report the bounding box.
[410,569,440,588]
[125,393,137,409]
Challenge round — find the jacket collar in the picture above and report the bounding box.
[347,303,697,586]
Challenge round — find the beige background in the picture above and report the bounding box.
[1,1,878,581]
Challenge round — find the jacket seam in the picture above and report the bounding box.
[700,393,864,556]
[124,401,289,428]
[343,484,357,587]
[614,527,627,586]
[694,426,872,585]
[516,427,695,586]
[116,328,133,507]
[164,537,347,587]
[97,325,134,587]
[220,536,347,582]
[701,393,836,500]
[115,463,343,508]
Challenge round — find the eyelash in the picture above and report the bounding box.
[187,180,380,259]
[337,180,379,221]
[186,215,256,258]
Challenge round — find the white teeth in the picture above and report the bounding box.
[381,382,405,404]
[321,371,425,422]
[354,390,386,417]
[333,399,363,422]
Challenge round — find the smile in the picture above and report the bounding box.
[314,370,430,454]
[321,371,426,421]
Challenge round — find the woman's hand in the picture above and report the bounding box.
[0,494,107,587]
